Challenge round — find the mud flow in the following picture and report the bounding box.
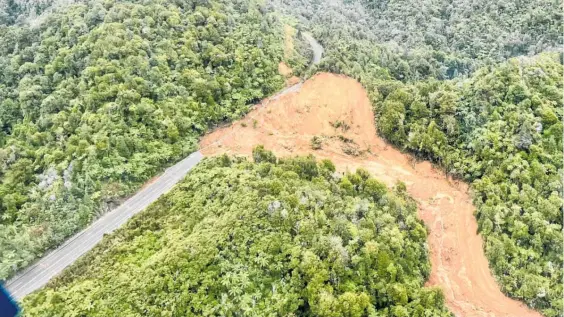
[200,73,542,317]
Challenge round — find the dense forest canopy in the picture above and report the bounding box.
[0,0,301,280]
[0,0,562,315]
[0,0,70,26]
[374,53,563,316]
[274,0,562,81]
[270,0,563,314]
[360,0,562,62]
[22,151,451,317]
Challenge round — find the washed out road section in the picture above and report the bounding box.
[4,33,325,301]
[200,73,542,317]
[5,152,204,300]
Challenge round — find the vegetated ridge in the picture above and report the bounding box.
[0,0,561,315]
[0,0,303,281]
[22,150,452,316]
[200,71,545,317]
[3,25,322,301]
[271,0,563,314]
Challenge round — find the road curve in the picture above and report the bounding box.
[302,32,324,64]
[5,152,203,300]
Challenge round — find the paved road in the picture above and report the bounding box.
[5,152,204,300]
[303,32,324,64]
[4,33,324,301]
[264,33,322,102]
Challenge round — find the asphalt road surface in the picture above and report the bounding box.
[5,151,204,300]
[303,32,324,65]
[4,33,324,301]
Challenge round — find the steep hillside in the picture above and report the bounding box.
[374,53,563,316]
[270,1,562,314]
[360,0,561,64]
[2,0,562,315]
[200,71,544,317]
[22,151,450,317]
[272,0,562,80]
[0,0,295,280]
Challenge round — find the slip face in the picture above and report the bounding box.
[200,72,543,317]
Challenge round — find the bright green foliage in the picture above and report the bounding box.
[373,54,563,316]
[275,0,563,313]
[22,151,450,316]
[3,0,562,315]
[0,0,289,280]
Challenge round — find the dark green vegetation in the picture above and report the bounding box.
[274,0,563,315]
[375,54,563,317]
[360,0,562,72]
[23,151,450,317]
[0,0,61,26]
[2,0,562,315]
[0,0,299,280]
[279,0,562,81]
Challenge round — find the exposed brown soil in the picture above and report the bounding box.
[279,25,302,87]
[278,62,293,77]
[283,24,295,59]
[285,75,301,86]
[140,175,160,190]
[199,73,542,317]
[278,62,300,86]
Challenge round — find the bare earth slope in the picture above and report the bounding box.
[200,73,542,317]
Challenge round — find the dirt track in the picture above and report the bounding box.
[200,73,542,317]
